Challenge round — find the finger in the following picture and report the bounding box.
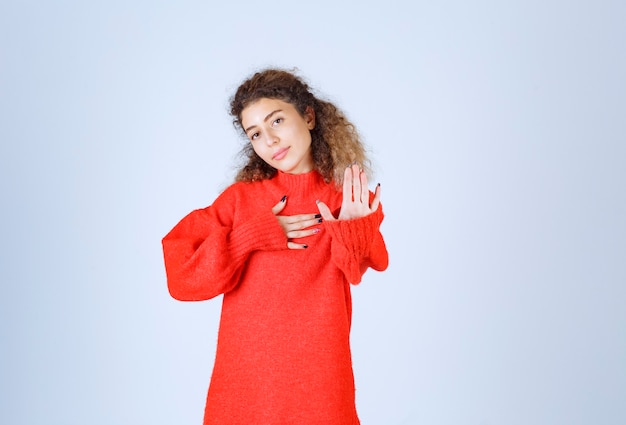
[277,215,320,236]
[271,195,287,215]
[292,214,324,230]
[351,164,361,202]
[343,166,353,202]
[370,183,381,212]
[286,227,320,239]
[280,213,322,227]
[287,241,309,250]
[359,169,369,204]
[291,212,322,224]
[316,200,336,221]
[285,218,322,234]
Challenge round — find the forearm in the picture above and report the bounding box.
[162,208,287,301]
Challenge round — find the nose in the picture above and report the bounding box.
[264,130,278,146]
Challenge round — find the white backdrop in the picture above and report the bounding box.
[1,1,624,424]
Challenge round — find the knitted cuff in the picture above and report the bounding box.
[228,210,288,260]
[324,208,384,259]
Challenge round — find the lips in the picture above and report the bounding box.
[272,147,290,160]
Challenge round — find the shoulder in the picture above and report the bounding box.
[217,179,266,198]
[211,181,246,207]
[211,179,272,210]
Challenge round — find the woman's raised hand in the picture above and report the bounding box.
[272,196,323,250]
[317,163,381,221]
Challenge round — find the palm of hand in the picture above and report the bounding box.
[318,164,381,221]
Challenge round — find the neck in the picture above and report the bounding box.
[274,169,327,193]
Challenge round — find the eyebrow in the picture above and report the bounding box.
[244,109,283,134]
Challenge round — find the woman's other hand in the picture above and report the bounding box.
[272,196,322,249]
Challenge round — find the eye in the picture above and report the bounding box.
[272,117,283,126]
[249,132,260,141]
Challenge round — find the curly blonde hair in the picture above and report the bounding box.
[230,68,371,185]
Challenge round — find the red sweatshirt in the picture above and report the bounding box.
[162,170,388,425]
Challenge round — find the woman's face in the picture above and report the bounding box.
[241,98,315,175]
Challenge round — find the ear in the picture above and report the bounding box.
[304,106,316,130]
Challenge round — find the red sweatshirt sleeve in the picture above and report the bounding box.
[162,189,288,301]
[323,204,388,284]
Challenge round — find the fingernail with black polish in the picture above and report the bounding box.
[314,213,321,218]
[303,244,309,249]
[318,218,323,223]
[280,195,287,202]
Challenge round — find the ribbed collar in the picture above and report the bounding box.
[273,170,329,194]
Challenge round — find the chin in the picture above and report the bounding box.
[275,160,311,175]
[276,163,296,174]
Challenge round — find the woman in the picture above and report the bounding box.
[162,68,388,424]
